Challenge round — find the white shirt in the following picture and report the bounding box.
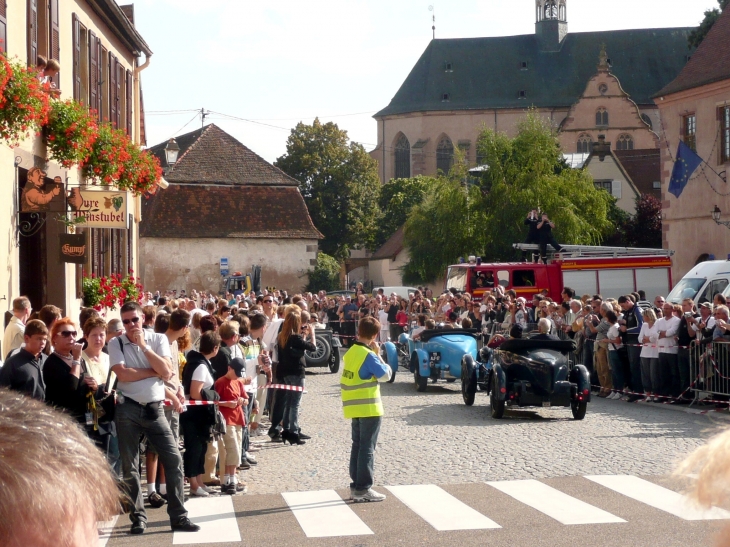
[654,315,680,354]
[108,331,172,404]
[607,323,622,351]
[3,316,25,360]
[263,318,283,363]
[638,322,659,359]
[191,361,214,389]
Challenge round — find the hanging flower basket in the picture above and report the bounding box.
[80,123,131,185]
[0,57,51,146]
[116,146,162,195]
[82,270,144,311]
[44,99,99,168]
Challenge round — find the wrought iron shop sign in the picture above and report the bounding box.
[59,234,86,264]
[67,188,129,229]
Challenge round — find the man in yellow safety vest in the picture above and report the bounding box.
[341,316,392,502]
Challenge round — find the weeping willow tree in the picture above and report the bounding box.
[402,111,613,284]
[476,112,612,262]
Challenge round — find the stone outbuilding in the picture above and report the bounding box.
[140,124,322,293]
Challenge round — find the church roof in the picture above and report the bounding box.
[375,27,692,118]
[655,7,730,97]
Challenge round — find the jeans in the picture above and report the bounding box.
[608,350,625,391]
[282,375,304,433]
[116,399,187,524]
[677,347,692,398]
[640,357,657,393]
[627,342,643,394]
[241,393,254,453]
[350,416,382,493]
[180,409,212,478]
[657,352,677,396]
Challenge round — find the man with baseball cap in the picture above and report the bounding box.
[214,357,249,495]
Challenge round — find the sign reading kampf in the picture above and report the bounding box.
[59,234,87,264]
[67,188,129,229]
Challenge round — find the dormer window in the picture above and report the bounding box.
[519,90,526,99]
[445,62,453,72]
[521,61,528,70]
[442,93,450,102]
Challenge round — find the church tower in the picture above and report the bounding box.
[535,0,568,52]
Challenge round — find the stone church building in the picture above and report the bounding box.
[371,0,693,182]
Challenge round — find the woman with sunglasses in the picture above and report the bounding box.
[43,317,101,442]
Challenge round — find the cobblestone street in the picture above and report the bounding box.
[245,356,725,495]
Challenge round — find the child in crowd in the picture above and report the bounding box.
[214,358,248,495]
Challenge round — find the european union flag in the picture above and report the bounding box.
[668,140,703,198]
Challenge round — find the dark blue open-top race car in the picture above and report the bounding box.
[382,328,491,393]
[463,337,591,420]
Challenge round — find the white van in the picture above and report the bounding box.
[373,286,419,300]
[666,261,730,305]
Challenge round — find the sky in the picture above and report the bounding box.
[133,0,716,163]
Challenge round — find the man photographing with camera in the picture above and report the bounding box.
[537,212,563,264]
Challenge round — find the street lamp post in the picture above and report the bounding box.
[711,205,730,229]
[164,138,180,166]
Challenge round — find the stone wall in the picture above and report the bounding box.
[139,237,318,294]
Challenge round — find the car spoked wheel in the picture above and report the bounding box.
[305,337,331,367]
[414,360,428,392]
[490,374,505,419]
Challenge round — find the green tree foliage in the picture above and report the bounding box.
[476,113,613,261]
[403,151,489,284]
[624,194,663,248]
[377,176,436,247]
[305,252,342,293]
[403,112,614,284]
[688,0,729,49]
[275,119,381,260]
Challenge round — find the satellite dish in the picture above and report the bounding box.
[428,5,433,10]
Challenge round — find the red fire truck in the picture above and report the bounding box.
[445,245,674,302]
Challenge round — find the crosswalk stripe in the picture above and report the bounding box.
[486,479,626,525]
[385,484,502,531]
[282,489,374,538]
[97,515,118,547]
[173,496,241,545]
[585,475,730,521]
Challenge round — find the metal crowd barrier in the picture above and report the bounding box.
[689,341,730,403]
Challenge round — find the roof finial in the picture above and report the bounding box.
[598,43,609,71]
[429,5,435,40]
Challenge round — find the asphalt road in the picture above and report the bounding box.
[103,352,730,547]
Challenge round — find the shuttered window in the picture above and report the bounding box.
[28,0,38,65]
[72,13,80,100]
[126,70,133,137]
[109,52,118,127]
[89,30,99,118]
[0,0,7,53]
[49,0,58,87]
[126,215,134,273]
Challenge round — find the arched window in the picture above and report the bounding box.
[544,0,558,19]
[394,134,411,179]
[596,108,608,126]
[436,136,454,174]
[616,134,634,150]
[577,134,592,154]
[641,113,653,130]
[559,3,566,21]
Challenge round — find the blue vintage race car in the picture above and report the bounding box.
[383,328,492,393]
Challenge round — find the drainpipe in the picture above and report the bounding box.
[133,54,151,223]
[382,118,386,183]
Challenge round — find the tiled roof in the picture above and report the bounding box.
[371,226,404,260]
[147,124,299,187]
[613,149,661,199]
[656,7,730,97]
[376,27,692,117]
[140,184,323,240]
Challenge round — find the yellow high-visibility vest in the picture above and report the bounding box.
[341,344,384,419]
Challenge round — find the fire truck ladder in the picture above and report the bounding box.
[513,244,674,259]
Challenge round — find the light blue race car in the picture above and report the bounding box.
[383,328,493,395]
